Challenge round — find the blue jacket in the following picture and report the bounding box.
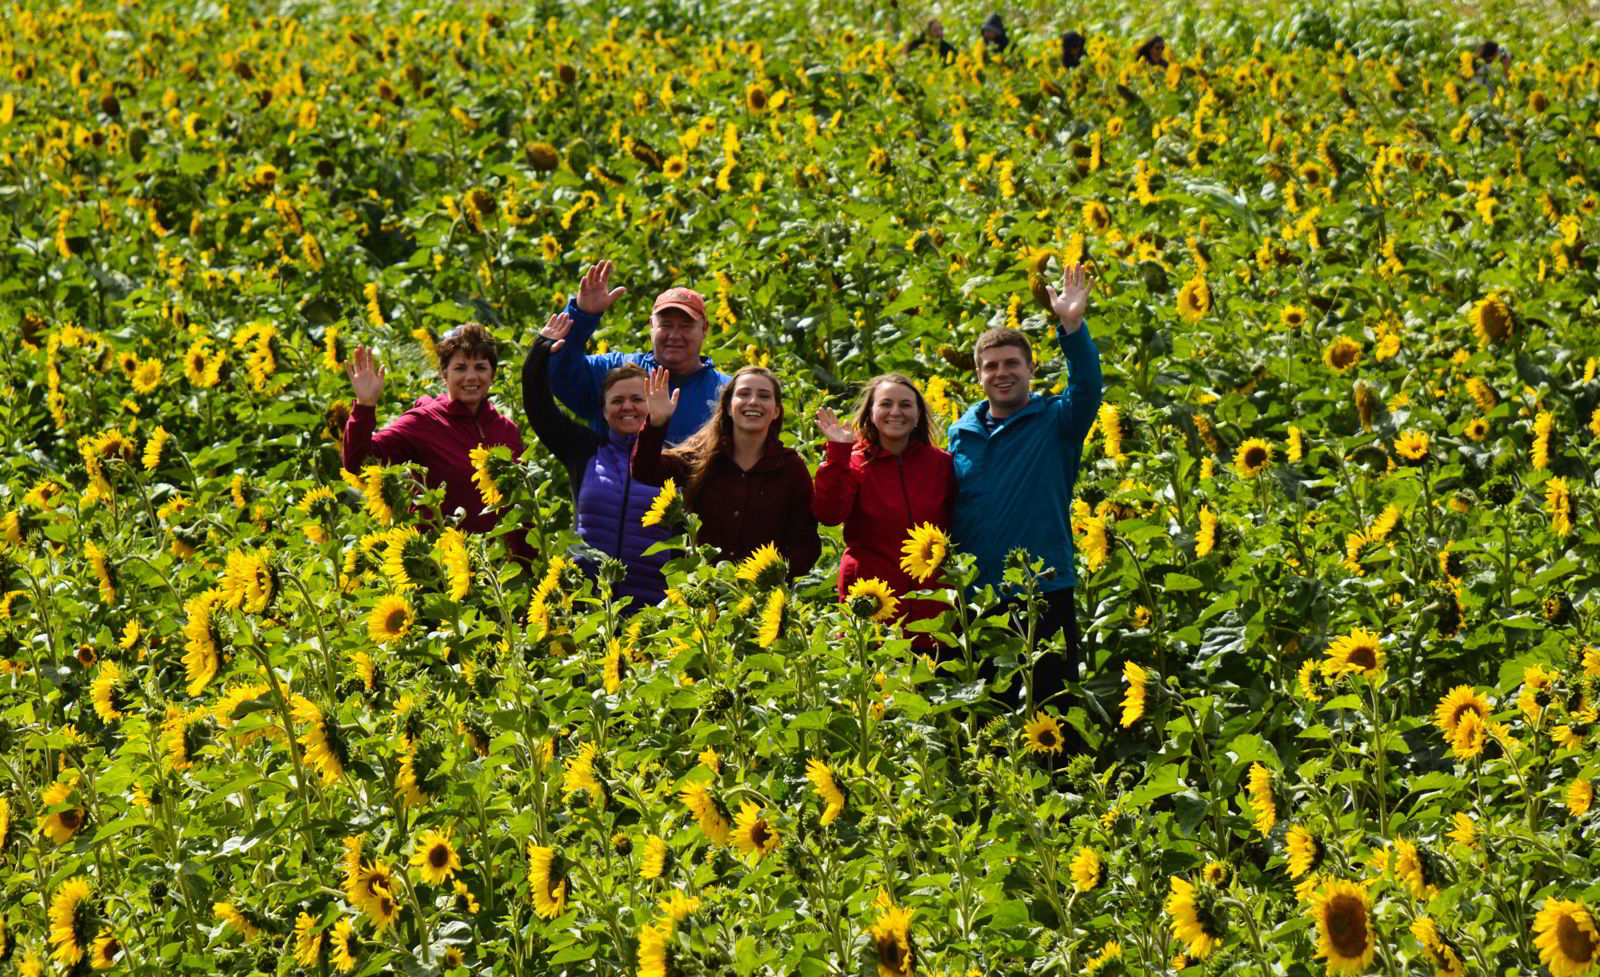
[948,324,1102,593]
[549,299,731,444]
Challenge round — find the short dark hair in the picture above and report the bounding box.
[436,322,498,373]
[974,327,1032,366]
[603,362,648,394]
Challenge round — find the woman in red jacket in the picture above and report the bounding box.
[342,324,526,540]
[632,365,820,577]
[812,374,954,638]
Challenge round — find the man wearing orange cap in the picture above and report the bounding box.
[546,260,731,444]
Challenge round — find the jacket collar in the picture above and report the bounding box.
[955,394,1044,435]
[857,438,932,462]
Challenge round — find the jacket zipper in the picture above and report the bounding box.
[615,457,632,560]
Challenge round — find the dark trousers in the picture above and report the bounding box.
[961,587,1081,711]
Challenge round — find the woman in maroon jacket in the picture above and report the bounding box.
[813,374,954,638]
[342,324,526,538]
[631,365,820,577]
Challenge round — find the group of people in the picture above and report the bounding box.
[901,16,1144,73]
[342,261,1101,708]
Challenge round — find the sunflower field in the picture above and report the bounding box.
[3,0,1600,973]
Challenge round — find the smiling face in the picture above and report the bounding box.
[442,355,494,409]
[869,381,921,447]
[602,376,648,435]
[650,308,709,376]
[728,373,779,436]
[976,344,1035,418]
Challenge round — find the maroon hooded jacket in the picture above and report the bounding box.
[632,420,820,577]
[342,395,526,535]
[812,438,954,634]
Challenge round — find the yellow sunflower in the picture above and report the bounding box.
[527,845,568,919]
[680,782,731,844]
[1310,879,1376,973]
[1165,876,1224,959]
[1070,846,1104,892]
[731,801,780,862]
[48,876,94,966]
[89,931,123,969]
[805,758,847,825]
[1323,627,1384,680]
[1532,899,1600,977]
[411,829,461,886]
[756,588,786,648]
[638,919,672,977]
[293,913,322,968]
[1567,778,1593,817]
[1433,686,1489,738]
[38,776,86,845]
[662,155,688,180]
[1280,304,1309,329]
[1022,711,1065,754]
[1471,294,1513,346]
[1233,438,1273,479]
[1394,429,1429,462]
[641,478,678,527]
[899,523,949,584]
[1323,336,1363,373]
[745,83,770,113]
[846,577,900,622]
[1246,763,1276,836]
[1120,661,1148,727]
[639,835,669,879]
[1450,710,1486,759]
[1177,275,1212,322]
[1411,917,1467,977]
[329,919,359,972]
[468,445,505,507]
[736,543,788,588]
[368,594,414,645]
[866,892,914,977]
[1286,825,1322,878]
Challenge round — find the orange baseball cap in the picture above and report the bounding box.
[653,287,707,322]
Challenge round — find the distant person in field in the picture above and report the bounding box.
[632,365,820,577]
[947,264,1100,714]
[1136,35,1166,67]
[343,324,527,539]
[812,375,954,645]
[1474,40,1512,95]
[548,260,730,445]
[906,18,958,62]
[1061,30,1086,69]
[980,14,1010,53]
[523,311,669,611]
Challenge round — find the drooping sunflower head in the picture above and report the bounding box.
[90,932,124,969]
[48,876,96,966]
[640,478,680,528]
[1310,879,1375,972]
[1285,824,1323,878]
[1233,438,1273,479]
[1165,876,1225,959]
[1022,711,1065,755]
[805,758,847,825]
[756,588,787,649]
[735,543,788,590]
[845,577,900,623]
[1177,275,1212,322]
[867,893,914,977]
[899,523,950,584]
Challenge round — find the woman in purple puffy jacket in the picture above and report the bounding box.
[522,311,669,612]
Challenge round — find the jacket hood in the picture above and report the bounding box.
[951,393,1044,435]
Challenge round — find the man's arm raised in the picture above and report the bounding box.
[548,260,629,429]
[1045,264,1102,444]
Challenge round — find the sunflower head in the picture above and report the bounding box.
[735,543,788,590]
[1280,304,1308,329]
[1310,879,1375,971]
[1177,275,1212,322]
[1324,627,1384,681]
[745,83,769,113]
[846,578,900,623]
[1394,429,1429,462]
[1022,711,1066,755]
[732,800,780,862]
[1471,295,1514,346]
[899,523,950,584]
[1233,438,1273,479]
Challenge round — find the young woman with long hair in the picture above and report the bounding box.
[812,374,953,639]
[631,365,819,576]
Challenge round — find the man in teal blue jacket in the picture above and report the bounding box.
[948,264,1101,712]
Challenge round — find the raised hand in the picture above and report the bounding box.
[345,346,386,406]
[645,366,679,427]
[814,407,854,444]
[1045,262,1091,332]
[576,259,627,315]
[539,311,572,353]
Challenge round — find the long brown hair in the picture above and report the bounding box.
[668,365,784,501]
[850,374,932,450]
